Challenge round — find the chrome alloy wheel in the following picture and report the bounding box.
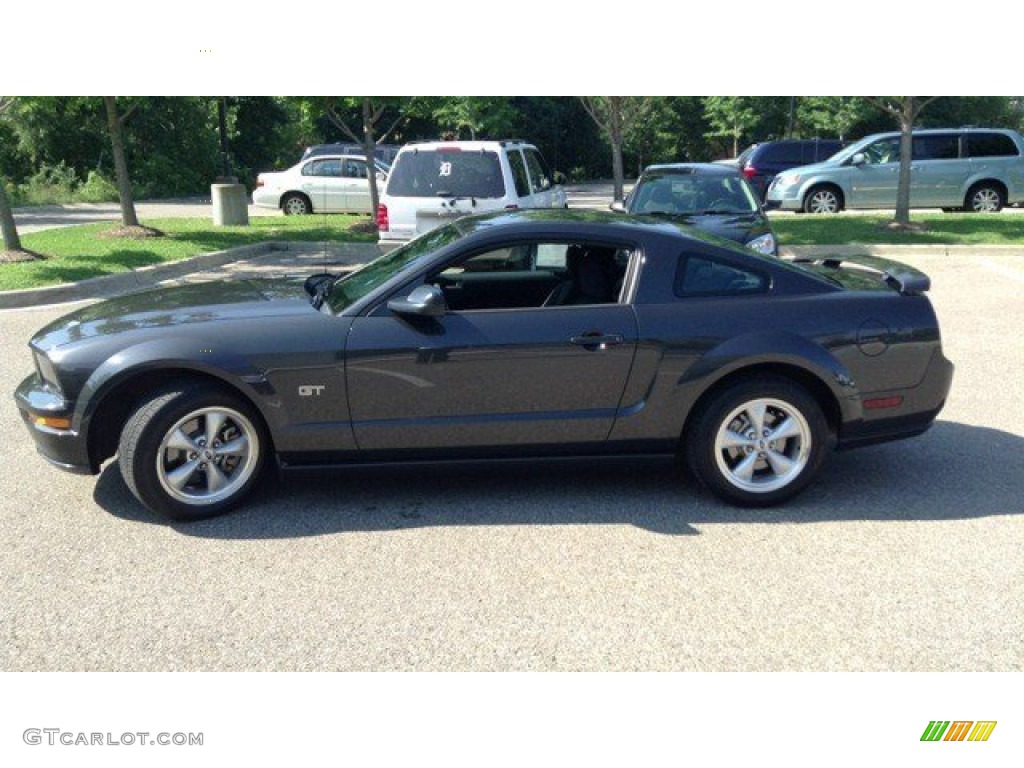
[155,407,260,505]
[713,398,811,494]
[969,187,1002,212]
[806,189,839,213]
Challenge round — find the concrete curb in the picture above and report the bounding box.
[0,241,380,310]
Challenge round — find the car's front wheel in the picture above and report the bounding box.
[802,185,843,214]
[118,383,268,521]
[686,376,829,506]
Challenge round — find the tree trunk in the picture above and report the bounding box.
[609,97,625,201]
[611,139,625,202]
[894,99,915,227]
[787,96,797,137]
[0,179,23,252]
[104,96,140,227]
[362,98,380,221]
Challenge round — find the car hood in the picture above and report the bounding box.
[32,278,314,351]
[778,159,838,179]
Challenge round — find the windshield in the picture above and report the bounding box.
[629,172,758,215]
[825,135,886,165]
[325,224,463,312]
[386,148,505,198]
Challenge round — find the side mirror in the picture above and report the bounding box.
[850,152,866,166]
[552,171,567,185]
[387,284,447,318]
[609,200,627,213]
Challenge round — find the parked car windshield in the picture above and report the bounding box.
[629,172,758,215]
[827,135,885,165]
[326,224,463,313]
[386,149,505,198]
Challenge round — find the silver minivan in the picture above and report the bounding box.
[766,128,1024,213]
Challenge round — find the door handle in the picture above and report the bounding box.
[570,332,624,350]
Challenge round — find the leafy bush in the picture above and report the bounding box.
[19,161,79,205]
[78,171,119,203]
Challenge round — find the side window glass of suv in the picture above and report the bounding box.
[524,149,552,193]
[507,150,531,198]
[913,135,959,160]
[967,133,1019,158]
[761,143,803,165]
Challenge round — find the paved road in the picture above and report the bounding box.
[12,185,618,235]
[12,185,1022,235]
[1,251,1022,671]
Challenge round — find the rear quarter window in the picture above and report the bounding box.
[967,133,1019,158]
[386,149,506,198]
[674,254,769,297]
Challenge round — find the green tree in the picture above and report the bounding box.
[580,97,652,201]
[703,96,760,157]
[430,97,519,140]
[0,97,28,260]
[865,97,939,228]
[325,96,412,221]
[104,97,142,229]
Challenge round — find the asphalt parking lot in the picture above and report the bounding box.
[1,250,1022,672]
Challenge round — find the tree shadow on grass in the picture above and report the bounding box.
[23,248,170,284]
[93,420,1024,539]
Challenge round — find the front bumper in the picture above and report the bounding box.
[765,181,804,211]
[14,374,94,474]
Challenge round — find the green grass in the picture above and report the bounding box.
[771,212,1024,246]
[1,215,376,291]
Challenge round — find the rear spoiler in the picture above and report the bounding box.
[790,255,931,296]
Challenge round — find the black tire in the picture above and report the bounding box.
[802,185,843,214]
[281,192,312,215]
[964,182,1005,213]
[118,383,268,521]
[684,375,829,507]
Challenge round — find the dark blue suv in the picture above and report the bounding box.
[736,139,845,200]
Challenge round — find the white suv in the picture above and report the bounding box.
[377,139,567,243]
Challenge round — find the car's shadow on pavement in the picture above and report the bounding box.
[93,420,1024,539]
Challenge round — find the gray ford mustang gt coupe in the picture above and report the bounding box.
[15,210,953,520]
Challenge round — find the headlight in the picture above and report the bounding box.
[746,233,777,256]
[33,349,62,392]
[778,174,801,188]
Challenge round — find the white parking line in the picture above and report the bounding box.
[975,256,1024,283]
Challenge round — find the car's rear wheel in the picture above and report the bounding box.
[803,185,843,214]
[282,192,312,215]
[118,383,268,521]
[685,376,828,506]
[965,183,1005,213]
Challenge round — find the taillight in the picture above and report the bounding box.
[742,166,757,180]
[255,178,264,188]
[376,204,389,231]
